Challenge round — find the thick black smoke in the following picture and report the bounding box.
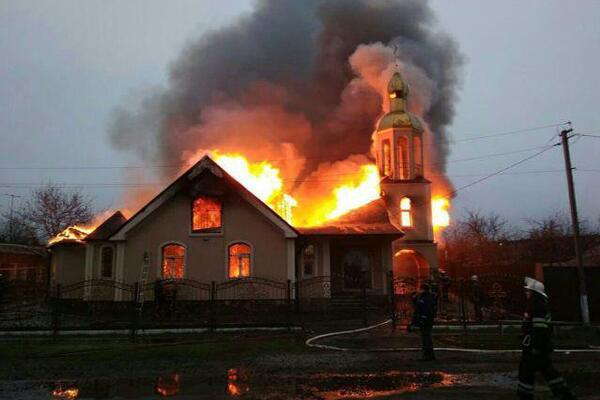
[109,0,462,181]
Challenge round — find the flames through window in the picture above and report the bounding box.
[228,243,251,279]
[162,244,185,279]
[192,196,222,232]
[400,197,412,227]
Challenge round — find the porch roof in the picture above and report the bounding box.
[297,198,404,238]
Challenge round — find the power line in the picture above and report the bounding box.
[443,143,560,199]
[0,144,552,172]
[0,166,575,190]
[0,122,572,171]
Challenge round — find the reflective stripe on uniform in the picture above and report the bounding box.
[518,382,534,391]
[548,377,565,386]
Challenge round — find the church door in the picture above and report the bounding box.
[341,249,371,290]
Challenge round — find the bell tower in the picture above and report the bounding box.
[373,71,438,278]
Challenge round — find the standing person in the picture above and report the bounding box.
[517,277,577,400]
[470,275,484,322]
[414,282,437,361]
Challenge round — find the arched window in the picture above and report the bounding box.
[101,247,114,279]
[162,244,185,279]
[398,137,409,180]
[228,243,251,279]
[414,136,423,177]
[382,140,391,177]
[400,197,412,227]
[303,244,315,276]
[192,196,222,232]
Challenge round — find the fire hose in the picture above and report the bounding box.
[305,319,600,353]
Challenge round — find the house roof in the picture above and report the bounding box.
[109,155,299,241]
[0,243,47,257]
[85,211,127,241]
[297,198,404,237]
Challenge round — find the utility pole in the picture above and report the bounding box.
[560,126,590,325]
[3,193,21,242]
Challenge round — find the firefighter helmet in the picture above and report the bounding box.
[524,277,548,298]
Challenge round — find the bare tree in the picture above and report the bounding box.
[0,215,40,245]
[17,184,93,241]
[523,212,599,264]
[443,209,513,277]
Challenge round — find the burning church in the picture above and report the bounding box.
[49,71,446,300]
[48,0,462,301]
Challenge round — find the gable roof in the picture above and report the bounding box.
[297,198,404,237]
[85,211,127,241]
[109,155,298,240]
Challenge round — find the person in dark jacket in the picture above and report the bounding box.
[470,275,484,322]
[517,277,577,400]
[414,282,437,361]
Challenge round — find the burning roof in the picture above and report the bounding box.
[85,211,127,241]
[298,198,403,237]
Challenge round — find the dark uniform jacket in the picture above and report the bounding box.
[415,291,437,327]
[522,296,553,355]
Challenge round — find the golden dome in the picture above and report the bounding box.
[387,72,409,99]
[376,71,423,132]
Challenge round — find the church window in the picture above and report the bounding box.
[400,197,412,227]
[414,136,423,177]
[192,196,222,232]
[398,137,409,180]
[303,244,315,276]
[228,243,251,279]
[382,140,391,177]
[162,243,185,279]
[101,246,114,279]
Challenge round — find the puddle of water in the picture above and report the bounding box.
[44,370,512,399]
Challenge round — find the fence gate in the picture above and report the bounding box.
[215,277,290,326]
[56,280,135,329]
[137,279,212,327]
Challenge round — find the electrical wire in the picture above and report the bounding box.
[443,143,560,199]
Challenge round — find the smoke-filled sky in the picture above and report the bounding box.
[1,0,600,228]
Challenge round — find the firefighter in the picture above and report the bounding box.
[413,282,437,361]
[517,277,577,400]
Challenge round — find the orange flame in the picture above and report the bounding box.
[47,209,123,246]
[47,225,94,246]
[432,197,450,229]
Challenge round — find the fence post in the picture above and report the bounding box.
[362,271,367,327]
[388,271,396,331]
[294,280,300,314]
[287,279,292,332]
[459,279,467,333]
[210,281,216,332]
[131,282,139,343]
[52,283,61,341]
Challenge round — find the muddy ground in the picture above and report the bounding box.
[0,327,599,399]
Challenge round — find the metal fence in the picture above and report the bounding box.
[388,272,527,330]
[0,272,530,339]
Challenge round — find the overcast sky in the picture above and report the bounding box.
[1,0,599,229]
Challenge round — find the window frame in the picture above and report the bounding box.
[100,245,115,280]
[190,195,223,234]
[302,244,316,277]
[226,241,253,280]
[382,139,392,177]
[400,197,413,228]
[159,242,186,280]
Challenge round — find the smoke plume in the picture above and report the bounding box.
[109,0,463,217]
